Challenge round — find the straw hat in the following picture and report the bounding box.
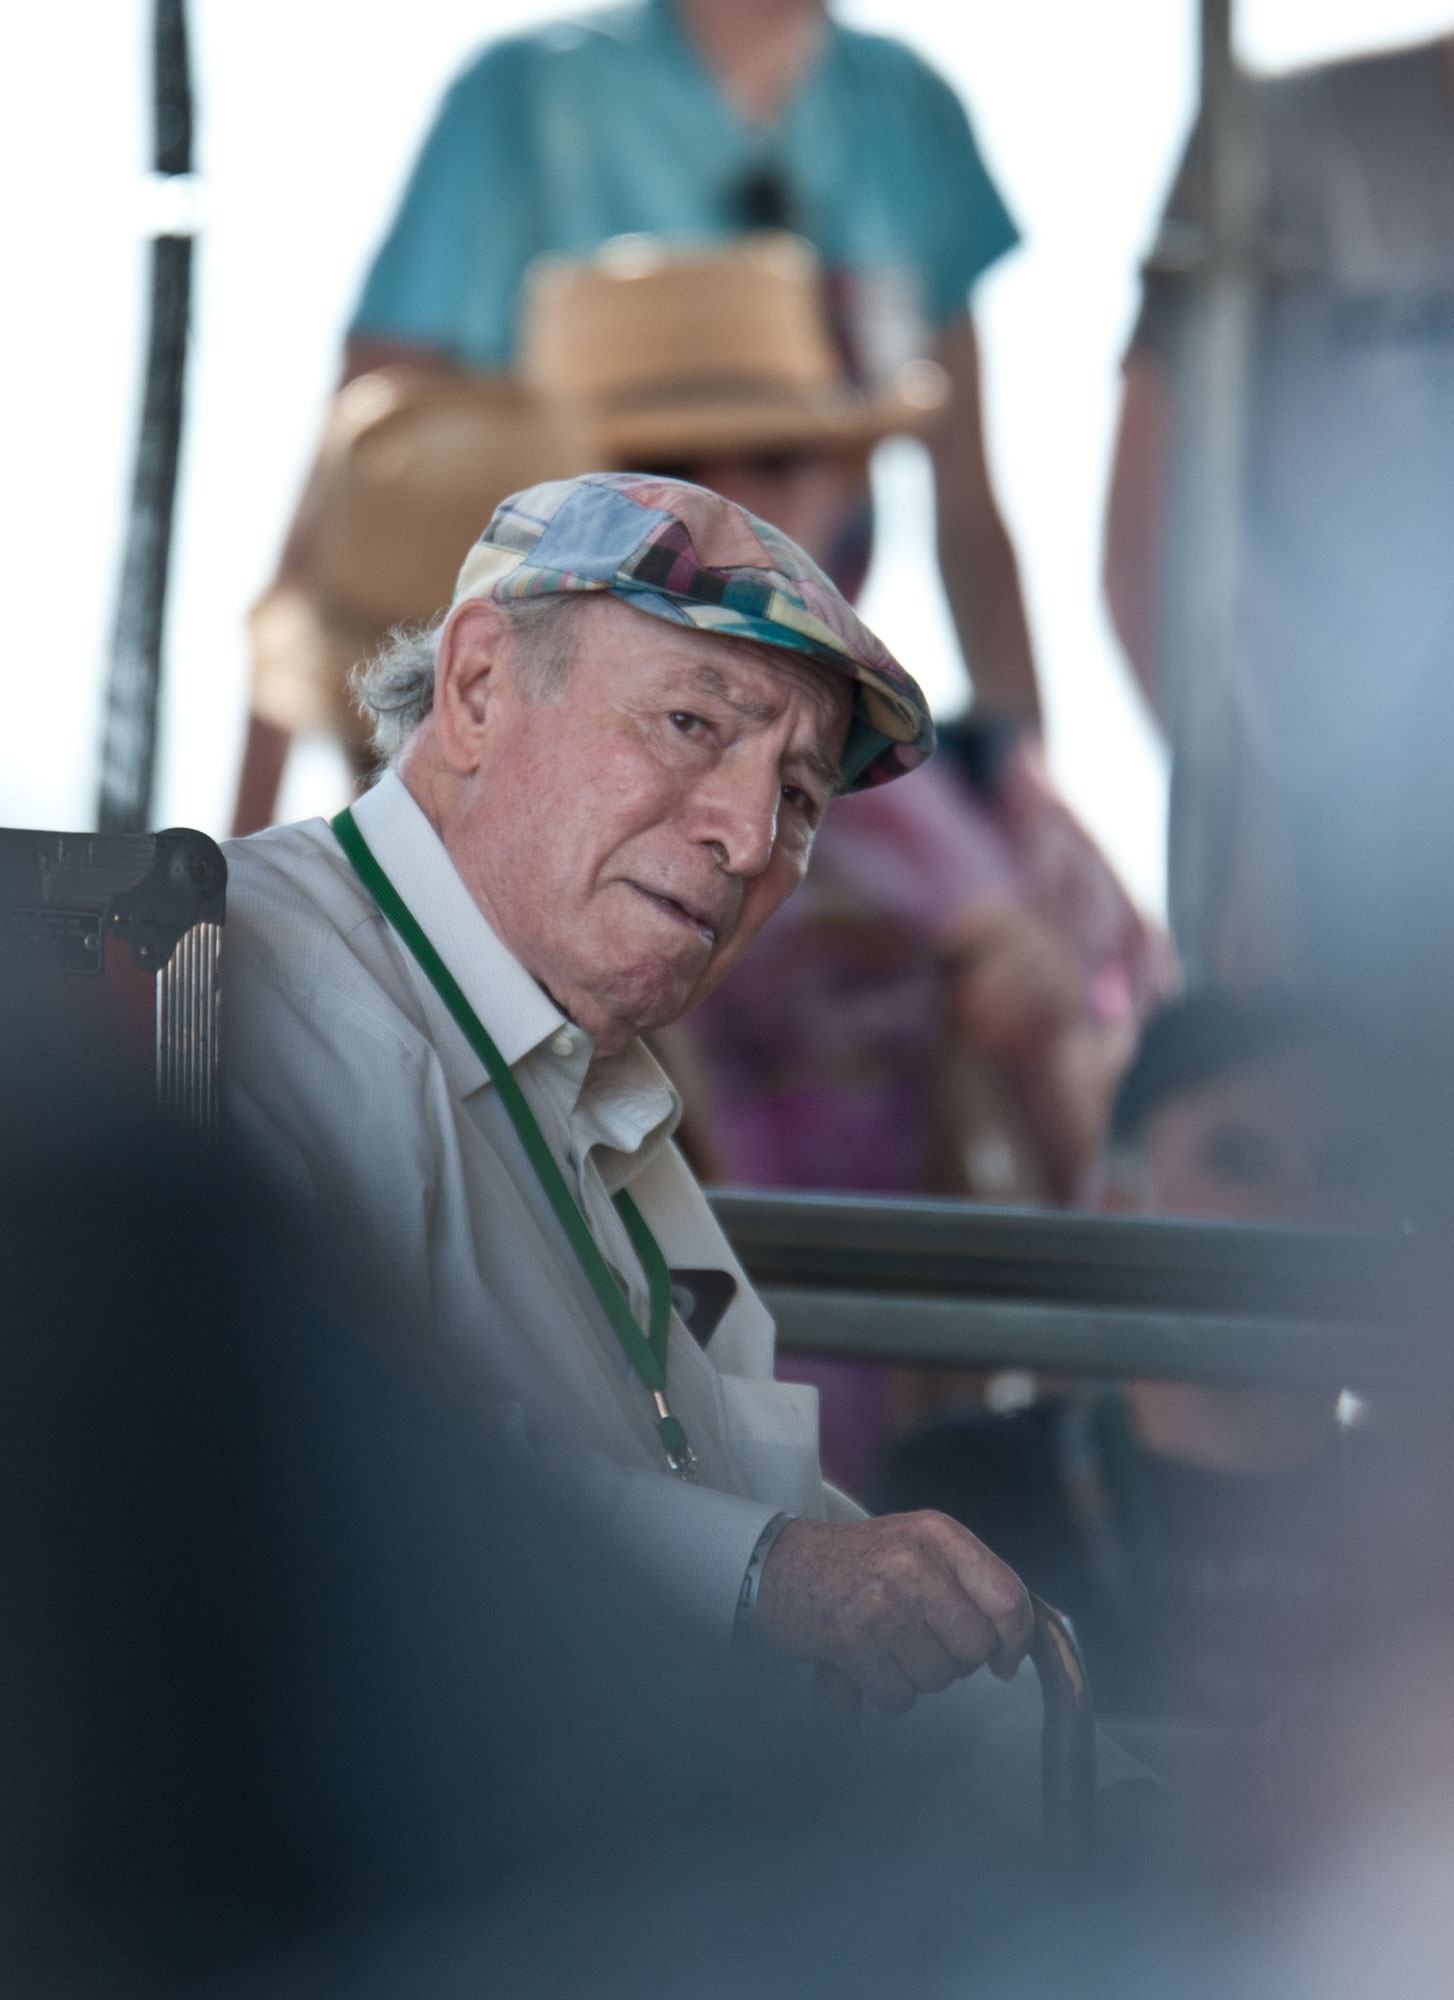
[247,367,592,751]
[304,367,592,625]
[518,232,950,465]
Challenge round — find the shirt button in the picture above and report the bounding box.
[550,1029,577,1058]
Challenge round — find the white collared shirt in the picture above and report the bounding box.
[223,772,849,1636]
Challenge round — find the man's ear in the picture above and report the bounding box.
[432,600,514,774]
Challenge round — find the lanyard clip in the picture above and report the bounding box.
[654,1392,699,1482]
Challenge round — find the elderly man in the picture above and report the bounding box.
[224,473,1032,1714]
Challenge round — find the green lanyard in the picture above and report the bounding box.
[332,807,698,1479]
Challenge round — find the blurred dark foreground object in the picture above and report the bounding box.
[0,970,816,1990]
[21,965,1454,1997]
[0,970,1197,1999]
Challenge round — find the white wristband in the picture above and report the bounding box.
[734,1511,795,1645]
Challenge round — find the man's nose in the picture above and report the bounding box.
[691,754,781,877]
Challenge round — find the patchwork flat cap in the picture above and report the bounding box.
[452,472,934,789]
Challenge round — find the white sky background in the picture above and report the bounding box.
[3,1,1452,917]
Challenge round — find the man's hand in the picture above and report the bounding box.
[753,1512,1034,1713]
[942,901,1085,1067]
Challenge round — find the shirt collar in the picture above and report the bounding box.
[649,0,837,123]
[574,1038,681,1192]
[350,770,566,1071]
[347,776,684,1170]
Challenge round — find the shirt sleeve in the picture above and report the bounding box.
[603,1468,783,1640]
[823,1481,866,1523]
[606,1480,859,1637]
[895,48,1020,326]
[350,40,543,367]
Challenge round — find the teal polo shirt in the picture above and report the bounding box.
[352,0,1018,367]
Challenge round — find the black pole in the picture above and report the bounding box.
[97,0,194,835]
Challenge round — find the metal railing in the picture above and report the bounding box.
[707,1190,1451,1392]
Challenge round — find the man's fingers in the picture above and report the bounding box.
[917,1579,1004,1677]
[887,1622,964,1696]
[928,1515,1035,1668]
[852,1654,920,1715]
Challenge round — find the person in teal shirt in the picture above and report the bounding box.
[352,0,1018,372]
[235,0,1040,829]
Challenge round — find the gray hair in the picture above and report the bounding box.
[351,595,583,765]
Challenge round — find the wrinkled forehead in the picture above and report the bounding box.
[587,594,853,743]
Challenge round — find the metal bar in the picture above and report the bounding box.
[759,1289,1449,1393]
[97,0,194,834]
[707,1190,1450,1389]
[708,1190,1427,1325]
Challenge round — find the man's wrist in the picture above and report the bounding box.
[734,1511,795,1646]
[935,713,1034,799]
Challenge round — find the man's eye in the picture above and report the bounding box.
[782,784,821,823]
[668,711,708,736]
